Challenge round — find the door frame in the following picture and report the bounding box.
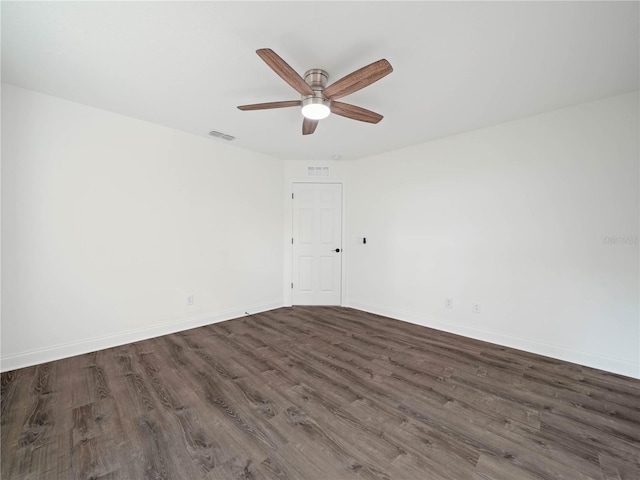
[286,181,346,307]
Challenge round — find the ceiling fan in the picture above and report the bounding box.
[237,48,393,135]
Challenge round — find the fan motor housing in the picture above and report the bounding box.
[304,69,329,90]
[301,69,331,119]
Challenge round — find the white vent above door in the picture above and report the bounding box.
[307,166,330,177]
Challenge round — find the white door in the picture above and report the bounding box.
[292,183,342,305]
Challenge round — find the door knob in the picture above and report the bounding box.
[333,248,341,253]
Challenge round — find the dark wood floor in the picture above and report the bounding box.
[2,307,639,479]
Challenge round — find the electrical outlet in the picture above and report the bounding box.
[187,294,194,306]
[473,303,481,313]
[445,298,453,309]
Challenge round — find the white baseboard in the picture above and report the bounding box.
[5,300,637,380]
[1,301,283,372]
[347,300,640,380]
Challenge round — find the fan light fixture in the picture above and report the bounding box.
[301,96,331,120]
[237,49,392,135]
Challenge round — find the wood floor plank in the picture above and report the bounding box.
[2,306,639,479]
[473,453,546,480]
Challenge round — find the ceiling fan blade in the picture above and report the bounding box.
[238,100,301,111]
[331,101,383,124]
[323,59,393,100]
[302,117,318,135]
[256,48,314,96]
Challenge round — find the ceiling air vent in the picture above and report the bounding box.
[208,130,236,141]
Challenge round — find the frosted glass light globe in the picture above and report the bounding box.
[301,97,331,120]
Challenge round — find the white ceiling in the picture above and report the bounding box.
[2,1,639,161]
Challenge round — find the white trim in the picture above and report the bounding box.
[0,301,283,372]
[347,300,640,380]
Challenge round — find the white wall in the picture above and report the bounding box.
[1,84,285,371]
[345,92,640,378]
[3,85,638,379]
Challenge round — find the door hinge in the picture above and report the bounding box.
[292,193,294,199]
[291,237,294,244]
[291,282,294,289]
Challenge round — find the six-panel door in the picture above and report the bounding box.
[292,183,342,305]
